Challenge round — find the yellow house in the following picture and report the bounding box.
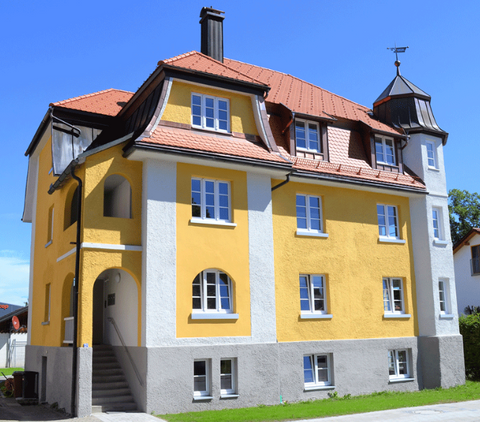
[22,7,464,417]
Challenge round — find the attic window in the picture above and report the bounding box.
[191,93,230,133]
[375,136,396,166]
[295,119,321,153]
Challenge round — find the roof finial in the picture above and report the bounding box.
[387,45,409,76]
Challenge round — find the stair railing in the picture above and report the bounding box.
[107,317,144,386]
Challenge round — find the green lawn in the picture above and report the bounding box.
[0,368,23,377]
[159,381,480,422]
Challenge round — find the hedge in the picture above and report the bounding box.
[459,313,480,380]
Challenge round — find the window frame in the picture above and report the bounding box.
[377,204,403,243]
[193,359,211,398]
[383,277,407,317]
[471,245,480,276]
[438,279,453,318]
[388,349,411,381]
[191,178,232,224]
[300,274,330,318]
[295,119,321,153]
[42,283,51,325]
[375,136,396,166]
[296,194,326,236]
[220,358,237,396]
[192,269,238,319]
[426,140,438,169]
[303,354,333,389]
[191,93,230,133]
[46,206,54,247]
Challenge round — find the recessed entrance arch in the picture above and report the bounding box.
[92,268,138,346]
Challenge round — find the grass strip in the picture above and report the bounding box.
[0,368,23,377]
[159,381,480,422]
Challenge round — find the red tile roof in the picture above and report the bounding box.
[51,88,133,117]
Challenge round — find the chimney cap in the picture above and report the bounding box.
[200,7,225,20]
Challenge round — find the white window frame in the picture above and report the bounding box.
[438,279,453,318]
[303,354,333,390]
[388,349,411,381]
[377,204,404,243]
[193,359,211,399]
[375,136,396,166]
[191,93,230,133]
[383,277,409,317]
[295,119,321,153]
[299,274,331,319]
[192,269,238,319]
[296,194,327,237]
[426,140,438,169]
[191,178,232,224]
[220,358,237,397]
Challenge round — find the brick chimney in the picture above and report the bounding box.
[200,7,225,63]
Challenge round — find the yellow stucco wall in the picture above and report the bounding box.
[30,139,143,347]
[272,181,418,342]
[176,163,251,337]
[161,80,259,136]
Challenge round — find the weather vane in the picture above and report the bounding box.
[387,45,409,75]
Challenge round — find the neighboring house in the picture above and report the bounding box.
[0,305,28,367]
[0,302,22,319]
[453,228,480,314]
[22,7,464,417]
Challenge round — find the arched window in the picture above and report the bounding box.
[64,185,79,230]
[192,269,232,314]
[104,175,132,218]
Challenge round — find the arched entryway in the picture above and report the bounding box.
[92,268,138,346]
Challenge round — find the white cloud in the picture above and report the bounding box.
[0,251,30,306]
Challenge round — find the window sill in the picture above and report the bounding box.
[45,240,52,248]
[192,126,231,136]
[433,239,448,246]
[220,393,239,399]
[300,313,333,320]
[296,230,329,238]
[190,218,237,228]
[389,377,415,384]
[428,166,440,172]
[304,385,335,391]
[191,313,239,320]
[439,313,455,320]
[379,237,406,244]
[383,314,411,319]
[193,395,213,401]
[41,321,50,325]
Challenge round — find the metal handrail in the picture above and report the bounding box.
[107,317,144,386]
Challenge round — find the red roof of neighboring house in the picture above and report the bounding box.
[51,88,133,116]
[453,228,480,253]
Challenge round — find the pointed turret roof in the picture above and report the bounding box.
[374,74,430,104]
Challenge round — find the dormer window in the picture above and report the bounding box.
[191,93,230,133]
[375,136,396,166]
[295,119,321,153]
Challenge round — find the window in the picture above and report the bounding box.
[192,270,237,318]
[192,93,229,132]
[383,278,406,315]
[471,245,480,276]
[295,119,321,152]
[300,275,329,317]
[296,194,323,234]
[43,283,51,324]
[46,206,54,247]
[191,178,231,223]
[377,204,400,240]
[375,136,396,166]
[220,359,236,396]
[438,279,451,316]
[194,359,211,398]
[426,141,438,169]
[104,174,132,218]
[303,354,332,388]
[64,185,79,230]
[388,349,410,380]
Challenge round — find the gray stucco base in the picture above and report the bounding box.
[418,334,465,389]
[25,345,92,418]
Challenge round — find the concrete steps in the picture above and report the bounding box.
[92,345,137,413]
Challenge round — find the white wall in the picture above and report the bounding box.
[0,333,27,367]
[454,233,480,315]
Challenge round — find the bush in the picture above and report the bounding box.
[459,313,480,380]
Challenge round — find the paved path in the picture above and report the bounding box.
[1,396,480,422]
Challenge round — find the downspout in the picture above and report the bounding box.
[70,165,82,417]
[271,172,292,192]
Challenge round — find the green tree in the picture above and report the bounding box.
[448,189,480,245]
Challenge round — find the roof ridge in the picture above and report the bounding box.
[225,58,372,112]
[51,88,133,106]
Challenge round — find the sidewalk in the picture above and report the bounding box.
[1,396,480,422]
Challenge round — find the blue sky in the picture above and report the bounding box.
[1,0,478,305]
